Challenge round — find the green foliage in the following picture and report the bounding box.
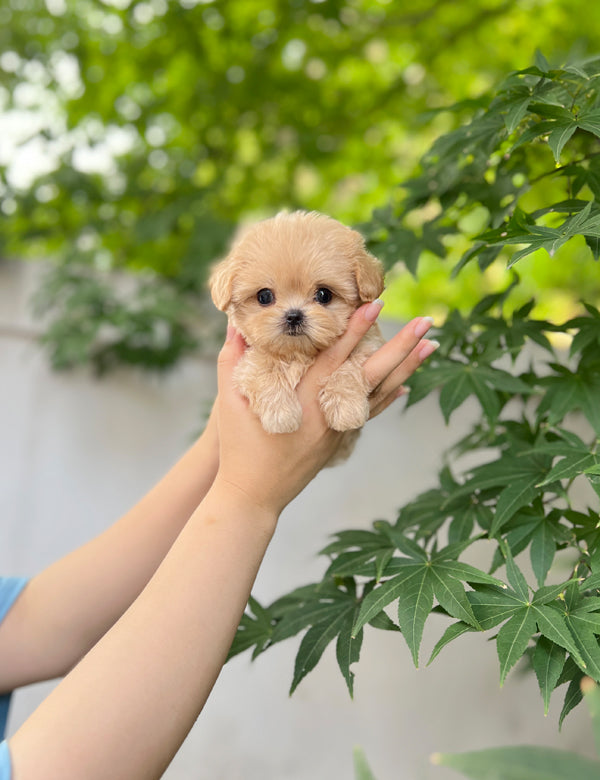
[353,747,377,780]
[229,57,600,723]
[32,262,204,373]
[4,1,600,368]
[354,680,600,778]
[432,746,600,780]
[430,679,600,779]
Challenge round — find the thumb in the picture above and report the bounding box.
[217,326,247,390]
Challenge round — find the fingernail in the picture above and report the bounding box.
[364,299,385,322]
[397,385,411,398]
[419,339,440,361]
[226,325,237,342]
[414,316,434,339]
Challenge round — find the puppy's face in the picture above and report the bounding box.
[210,211,384,358]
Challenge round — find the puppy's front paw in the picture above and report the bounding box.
[234,355,305,434]
[319,372,370,432]
[320,393,370,432]
[258,398,303,434]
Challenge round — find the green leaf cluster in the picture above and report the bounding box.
[4,2,600,368]
[228,578,367,698]
[366,54,600,280]
[231,57,600,724]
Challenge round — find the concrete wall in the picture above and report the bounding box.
[0,260,594,779]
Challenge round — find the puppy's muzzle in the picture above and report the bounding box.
[283,309,305,336]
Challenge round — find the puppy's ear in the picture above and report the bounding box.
[208,257,235,311]
[351,231,385,302]
[209,220,256,310]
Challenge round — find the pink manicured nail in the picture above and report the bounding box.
[364,299,385,322]
[226,325,237,342]
[414,316,434,339]
[397,385,411,397]
[419,339,440,361]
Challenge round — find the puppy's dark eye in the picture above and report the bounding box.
[257,288,275,305]
[315,287,333,305]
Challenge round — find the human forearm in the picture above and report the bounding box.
[0,425,220,689]
[9,484,276,780]
[3,307,436,778]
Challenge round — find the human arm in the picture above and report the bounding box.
[7,305,435,779]
[0,300,434,695]
[8,482,279,780]
[0,410,220,691]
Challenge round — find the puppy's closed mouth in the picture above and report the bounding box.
[285,326,306,337]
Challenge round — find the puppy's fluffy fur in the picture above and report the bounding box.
[210,210,385,463]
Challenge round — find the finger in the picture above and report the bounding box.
[216,327,247,395]
[309,300,385,381]
[363,316,434,392]
[368,338,439,407]
[369,386,410,420]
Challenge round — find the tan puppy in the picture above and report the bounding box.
[209,211,385,462]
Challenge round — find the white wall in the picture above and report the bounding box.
[0,260,595,779]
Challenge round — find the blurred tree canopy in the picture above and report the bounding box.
[1,0,600,369]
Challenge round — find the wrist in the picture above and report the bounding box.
[192,431,220,480]
[199,478,279,537]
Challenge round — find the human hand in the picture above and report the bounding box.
[365,313,438,419]
[211,304,437,518]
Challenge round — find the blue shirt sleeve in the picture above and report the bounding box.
[0,577,28,780]
[0,578,28,742]
[0,740,11,780]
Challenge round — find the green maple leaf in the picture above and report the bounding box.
[427,621,480,665]
[560,670,586,727]
[537,363,600,434]
[476,201,600,267]
[227,595,275,661]
[563,605,600,682]
[491,478,542,537]
[433,746,600,779]
[500,86,533,134]
[452,450,550,537]
[353,748,377,780]
[538,451,598,487]
[467,546,588,686]
[290,606,356,695]
[242,579,367,697]
[320,528,394,582]
[578,107,600,138]
[547,118,577,162]
[505,301,555,355]
[459,450,549,496]
[353,539,503,668]
[230,577,375,698]
[497,608,539,685]
[407,357,532,423]
[335,608,364,698]
[533,636,566,715]
[529,518,558,587]
[566,305,600,356]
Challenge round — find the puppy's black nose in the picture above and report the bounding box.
[284,309,305,333]
[285,309,304,327]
